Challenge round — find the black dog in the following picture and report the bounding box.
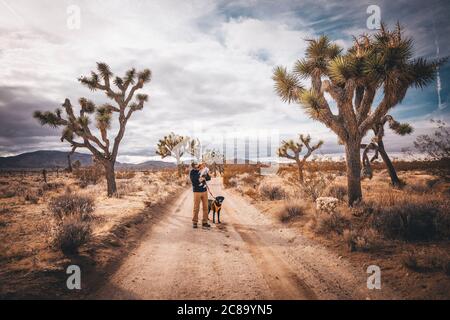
[208,196,225,223]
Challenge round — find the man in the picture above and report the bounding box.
[190,162,211,229]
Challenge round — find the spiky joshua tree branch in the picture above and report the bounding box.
[34,62,151,196]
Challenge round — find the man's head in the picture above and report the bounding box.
[191,162,199,169]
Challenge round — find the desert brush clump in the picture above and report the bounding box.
[402,249,450,275]
[54,216,92,255]
[74,164,104,188]
[49,192,95,221]
[49,191,95,254]
[277,202,305,222]
[258,182,286,200]
[369,199,450,241]
[325,184,347,201]
[314,212,351,236]
[301,172,335,201]
[343,228,382,252]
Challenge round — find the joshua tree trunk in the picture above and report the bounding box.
[177,164,183,177]
[42,169,47,184]
[345,139,362,205]
[295,159,304,183]
[104,161,117,197]
[67,154,73,173]
[377,139,402,187]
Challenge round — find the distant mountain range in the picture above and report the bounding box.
[0,150,175,170]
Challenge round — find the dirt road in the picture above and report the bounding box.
[94,178,392,299]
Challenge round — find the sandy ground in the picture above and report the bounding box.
[94,178,395,300]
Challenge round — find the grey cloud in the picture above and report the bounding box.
[0,86,59,140]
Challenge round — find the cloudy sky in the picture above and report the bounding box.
[0,0,449,163]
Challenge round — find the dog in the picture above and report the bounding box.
[208,196,225,223]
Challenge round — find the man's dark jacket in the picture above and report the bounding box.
[190,169,211,192]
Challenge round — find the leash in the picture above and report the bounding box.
[205,182,216,199]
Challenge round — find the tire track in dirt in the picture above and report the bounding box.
[222,200,317,299]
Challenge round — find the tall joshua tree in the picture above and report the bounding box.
[277,134,323,183]
[361,115,412,187]
[156,132,191,177]
[34,62,151,196]
[273,23,445,205]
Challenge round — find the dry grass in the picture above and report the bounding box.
[276,201,306,223]
[49,192,95,221]
[402,249,450,274]
[313,212,351,236]
[258,182,286,200]
[116,171,136,179]
[73,165,103,188]
[0,169,184,298]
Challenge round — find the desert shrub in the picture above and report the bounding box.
[404,183,432,194]
[243,187,258,199]
[54,216,92,255]
[117,180,143,197]
[223,164,260,187]
[116,171,136,179]
[370,201,448,241]
[24,189,40,204]
[314,212,350,236]
[402,249,450,274]
[0,186,16,198]
[41,182,65,191]
[436,210,450,239]
[277,202,305,222]
[258,183,286,200]
[227,176,238,188]
[343,228,381,252]
[49,193,95,221]
[302,173,334,201]
[74,165,103,188]
[402,251,419,270]
[237,172,258,185]
[326,184,347,201]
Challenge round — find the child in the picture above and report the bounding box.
[198,163,210,188]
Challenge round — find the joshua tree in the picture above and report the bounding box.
[361,115,412,187]
[202,149,224,177]
[34,62,151,196]
[277,134,323,183]
[156,132,191,177]
[273,23,445,205]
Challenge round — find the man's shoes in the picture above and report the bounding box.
[193,223,198,229]
[202,222,211,228]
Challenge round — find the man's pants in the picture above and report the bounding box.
[193,191,208,224]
